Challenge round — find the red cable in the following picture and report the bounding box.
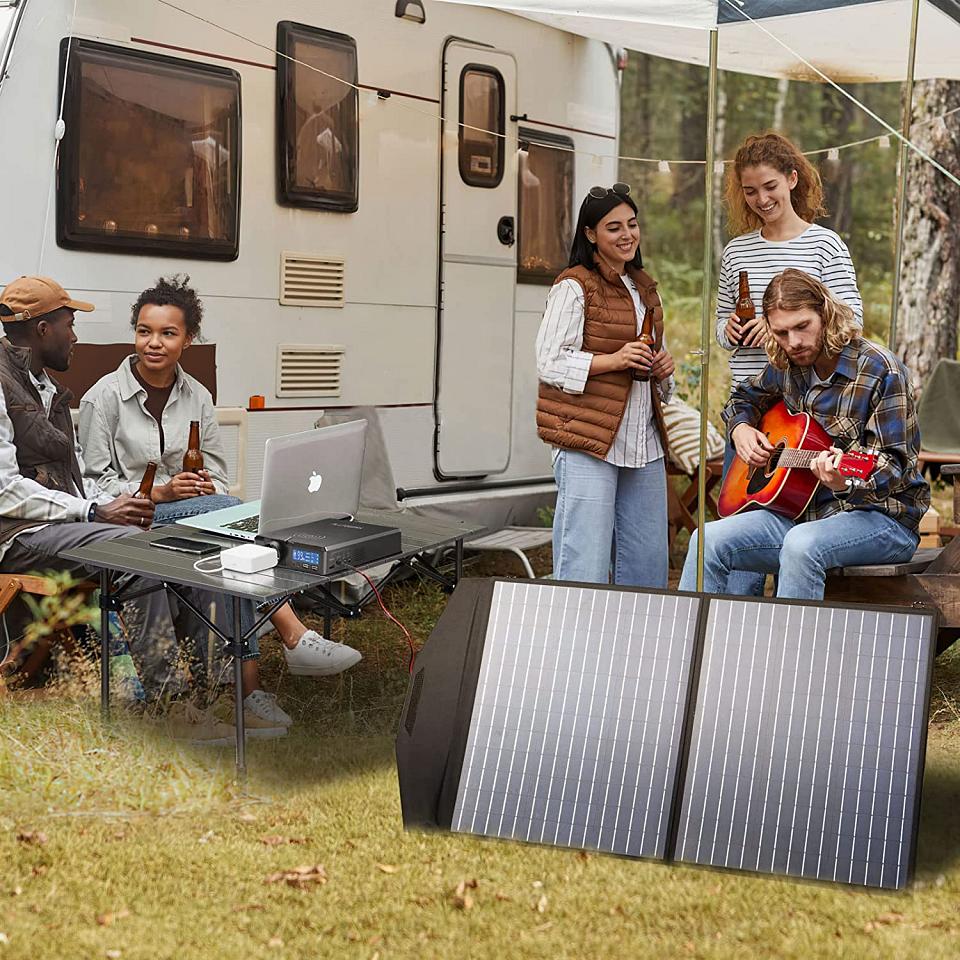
[347,565,417,673]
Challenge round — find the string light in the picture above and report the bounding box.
[150,0,957,177]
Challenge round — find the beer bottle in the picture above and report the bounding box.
[137,460,158,500]
[734,272,755,344]
[183,420,204,473]
[632,309,656,382]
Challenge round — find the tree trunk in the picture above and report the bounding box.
[819,85,856,237]
[712,71,727,278]
[772,77,789,131]
[675,65,707,207]
[895,78,960,396]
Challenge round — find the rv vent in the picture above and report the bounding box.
[276,344,345,398]
[279,251,345,307]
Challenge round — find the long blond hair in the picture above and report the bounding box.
[724,132,827,235]
[762,269,859,370]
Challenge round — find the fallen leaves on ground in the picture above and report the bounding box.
[95,909,130,927]
[864,911,905,932]
[535,894,549,914]
[376,863,399,874]
[15,831,47,846]
[264,864,328,889]
[260,835,307,847]
[267,936,284,949]
[451,878,478,911]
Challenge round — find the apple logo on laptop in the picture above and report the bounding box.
[308,471,323,493]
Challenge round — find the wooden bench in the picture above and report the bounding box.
[0,574,97,694]
[825,463,960,655]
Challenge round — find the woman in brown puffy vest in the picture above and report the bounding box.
[535,184,675,586]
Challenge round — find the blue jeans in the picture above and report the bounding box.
[679,508,918,600]
[720,439,766,597]
[552,449,668,588]
[152,494,242,526]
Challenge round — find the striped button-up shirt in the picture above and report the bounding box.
[723,337,929,532]
[535,275,674,468]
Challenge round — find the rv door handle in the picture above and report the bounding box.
[496,216,515,246]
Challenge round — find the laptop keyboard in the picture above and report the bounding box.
[223,515,260,533]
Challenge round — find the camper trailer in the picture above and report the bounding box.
[0,0,620,527]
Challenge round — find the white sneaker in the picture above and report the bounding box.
[282,630,362,677]
[244,690,293,728]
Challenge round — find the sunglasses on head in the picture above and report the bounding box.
[588,182,631,200]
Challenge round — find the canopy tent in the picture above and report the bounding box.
[442,0,960,81]
[439,0,955,584]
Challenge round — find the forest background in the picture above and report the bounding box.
[619,58,959,419]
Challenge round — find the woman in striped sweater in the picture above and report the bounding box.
[715,132,863,594]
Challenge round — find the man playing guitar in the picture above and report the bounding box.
[679,269,930,600]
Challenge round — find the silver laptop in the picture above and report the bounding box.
[177,419,367,541]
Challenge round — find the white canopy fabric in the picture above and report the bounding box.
[440,0,960,81]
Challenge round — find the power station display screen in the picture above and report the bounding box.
[450,581,702,860]
[291,548,320,566]
[675,599,935,889]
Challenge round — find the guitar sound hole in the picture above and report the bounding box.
[745,442,786,495]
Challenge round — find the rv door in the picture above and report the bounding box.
[436,41,517,479]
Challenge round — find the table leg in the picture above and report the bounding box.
[233,597,246,781]
[455,537,464,585]
[324,603,332,640]
[100,570,110,722]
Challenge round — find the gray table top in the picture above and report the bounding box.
[59,508,475,602]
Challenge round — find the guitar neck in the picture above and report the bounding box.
[778,448,825,470]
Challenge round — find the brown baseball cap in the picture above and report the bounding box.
[0,276,95,322]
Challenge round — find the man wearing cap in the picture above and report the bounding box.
[0,276,225,707]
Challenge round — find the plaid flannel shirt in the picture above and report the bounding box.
[722,337,930,533]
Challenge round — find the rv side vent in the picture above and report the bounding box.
[279,251,345,307]
[276,344,345,398]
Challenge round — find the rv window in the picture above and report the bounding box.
[56,40,240,260]
[458,66,504,188]
[517,130,574,284]
[277,22,358,212]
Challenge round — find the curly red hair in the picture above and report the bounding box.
[724,132,827,235]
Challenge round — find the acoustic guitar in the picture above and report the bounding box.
[717,401,876,520]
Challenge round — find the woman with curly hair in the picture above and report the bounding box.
[79,276,361,731]
[715,132,864,594]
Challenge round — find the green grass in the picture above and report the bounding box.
[1,547,959,959]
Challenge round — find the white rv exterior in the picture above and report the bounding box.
[0,0,620,527]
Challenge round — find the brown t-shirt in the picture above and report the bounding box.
[131,363,175,453]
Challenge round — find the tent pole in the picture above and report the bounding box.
[888,0,921,351]
[696,28,719,591]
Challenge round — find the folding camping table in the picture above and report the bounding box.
[59,509,474,778]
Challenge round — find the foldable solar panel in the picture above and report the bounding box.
[397,580,936,890]
[674,598,936,889]
[449,580,702,859]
